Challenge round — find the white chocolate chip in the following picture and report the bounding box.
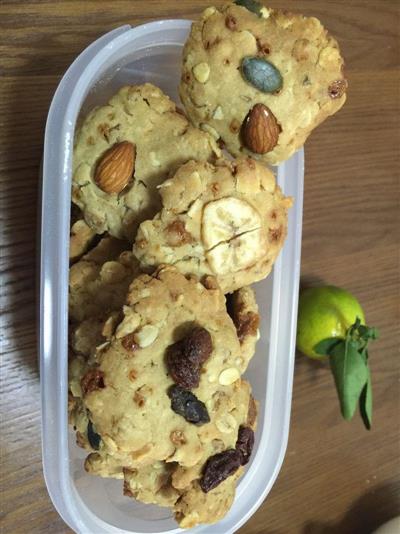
[193,62,210,83]
[216,413,237,434]
[134,324,159,348]
[213,106,224,120]
[218,368,240,386]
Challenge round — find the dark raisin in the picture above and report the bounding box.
[81,369,105,395]
[200,449,241,492]
[87,420,101,450]
[168,385,210,425]
[183,327,213,364]
[166,327,212,389]
[235,425,254,465]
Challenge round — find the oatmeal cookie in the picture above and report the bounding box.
[80,265,253,473]
[73,83,220,240]
[133,158,292,293]
[179,2,347,165]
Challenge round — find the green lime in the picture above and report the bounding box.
[296,286,365,359]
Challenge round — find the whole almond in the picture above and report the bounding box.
[94,141,135,194]
[242,103,281,154]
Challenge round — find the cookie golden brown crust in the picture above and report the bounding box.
[133,158,292,293]
[72,83,220,240]
[179,2,346,165]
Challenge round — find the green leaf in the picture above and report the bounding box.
[329,338,369,421]
[314,337,342,356]
[359,371,373,430]
[358,324,379,340]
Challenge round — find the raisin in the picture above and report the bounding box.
[235,425,254,465]
[81,369,105,395]
[166,327,212,389]
[168,385,210,425]
[87,420,101,450]
[200,449,241,493]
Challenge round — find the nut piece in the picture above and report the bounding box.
[94,141,135,194]
[134,324,159,348]
[328,79,348,99]
[242,104,281,154]
[218,367,240,386]
[81,369,105,395]
[193,62,210,83]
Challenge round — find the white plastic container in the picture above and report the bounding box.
[40,20,304,534]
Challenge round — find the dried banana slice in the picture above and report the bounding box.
[133,158,292,293]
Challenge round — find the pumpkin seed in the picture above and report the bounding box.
[241,56,283,94]
[234,0,263,16]
[87,420,101,450]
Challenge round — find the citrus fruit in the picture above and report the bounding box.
[296,286,365,359]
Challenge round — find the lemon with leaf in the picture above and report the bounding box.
[296,286,378,429]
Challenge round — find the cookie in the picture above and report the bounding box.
[80,265,252,471]
[72,83,220,240]
[227,285,260,366]
[179,2,347,165]
[122,378,256,527]
[133,158,292,293]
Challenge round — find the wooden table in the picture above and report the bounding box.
[1,1,399,532]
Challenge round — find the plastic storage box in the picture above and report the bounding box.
[40,20,304,534]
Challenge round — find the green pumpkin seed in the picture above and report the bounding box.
[87,420,101,450]
[241,56,283,94]
[234,0,263,17]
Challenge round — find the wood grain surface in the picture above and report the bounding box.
[1,1,399,533]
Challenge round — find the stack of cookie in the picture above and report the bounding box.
[68,1,346,528]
